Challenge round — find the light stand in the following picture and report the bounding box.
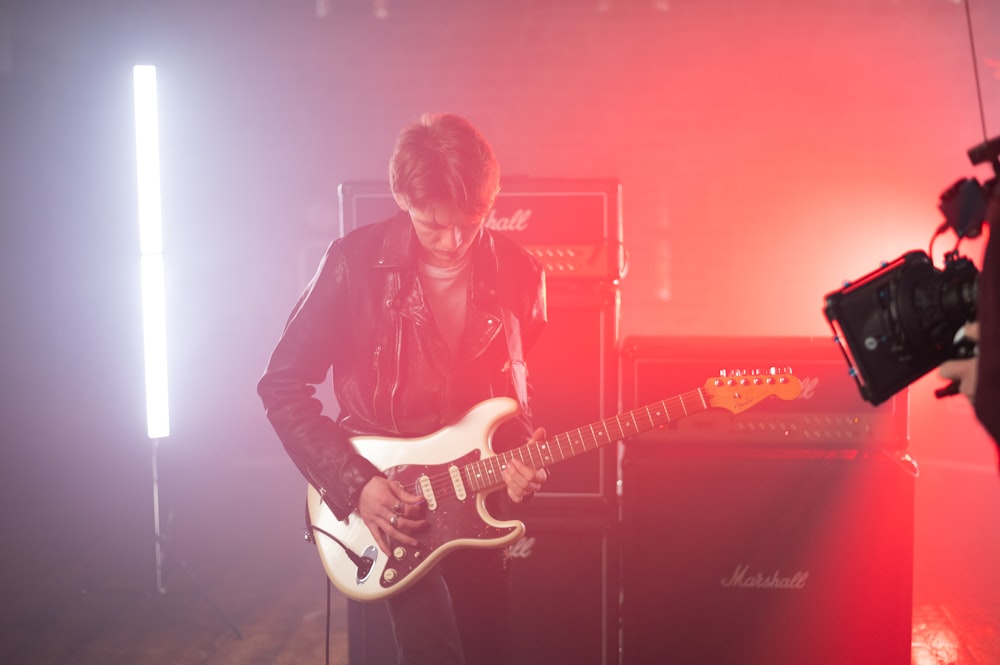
[152,436,164,593]
[134,64,242,638]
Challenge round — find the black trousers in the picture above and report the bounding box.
[385,548,512,665]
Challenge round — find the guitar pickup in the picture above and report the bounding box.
[418,474,437,510]
[448,465,467,501]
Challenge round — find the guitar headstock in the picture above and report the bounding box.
[704,368,801,415]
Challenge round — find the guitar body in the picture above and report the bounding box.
[306,397,526,602]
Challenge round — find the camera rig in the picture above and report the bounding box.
[823,136,999,406]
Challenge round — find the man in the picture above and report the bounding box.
[258,112,549,665]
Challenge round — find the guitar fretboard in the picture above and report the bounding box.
[462,388,709,493]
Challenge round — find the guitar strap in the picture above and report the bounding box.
[501,306,532,418]
[486,228,531,417]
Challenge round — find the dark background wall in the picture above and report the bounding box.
[1,0,999,648]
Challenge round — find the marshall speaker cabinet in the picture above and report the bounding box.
[507,517,620,665]
[618,336,914,665]
[348,518,620,665]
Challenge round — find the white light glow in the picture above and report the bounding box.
[134,64,169,440]
[134,66,163,257]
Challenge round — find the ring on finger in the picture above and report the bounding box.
[390,514,399,528]
[393,502,403,515]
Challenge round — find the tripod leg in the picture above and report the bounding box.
[177,558,245,640]
[151,439,243,640]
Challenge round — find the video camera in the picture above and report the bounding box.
[823,136,1000,406]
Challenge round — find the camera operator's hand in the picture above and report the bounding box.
[939,322,981,401]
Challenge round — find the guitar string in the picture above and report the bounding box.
[420,391,697,497]
[413,391,706,498]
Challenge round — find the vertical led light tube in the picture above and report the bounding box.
[133,64,169,440]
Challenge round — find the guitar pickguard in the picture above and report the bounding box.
[377,452,518,590]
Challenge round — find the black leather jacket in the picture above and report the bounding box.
[257,213,547,519]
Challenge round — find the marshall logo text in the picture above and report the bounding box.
[720,564,810,590]
[485,208,532,233]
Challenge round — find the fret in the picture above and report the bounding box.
[609,415,626,440]
[587,423,599,451]
[642,403,659,429]
[653,401,668,426]
[466,462,484,492]
[560,432,573,456]
[564,431,580,456]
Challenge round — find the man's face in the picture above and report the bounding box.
[407,202,485,269]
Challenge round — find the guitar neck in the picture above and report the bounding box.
[463,387,710,494]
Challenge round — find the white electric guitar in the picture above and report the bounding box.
[306,370,801,601]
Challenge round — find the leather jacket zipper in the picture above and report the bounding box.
[371,345,382,423]
[389,323,402,431]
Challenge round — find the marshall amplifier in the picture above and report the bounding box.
[619,335,909,451]
[507,518,620,665]
[338,178,625,282]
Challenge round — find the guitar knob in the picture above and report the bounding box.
[383,568,397,583]
[393,546,407,560]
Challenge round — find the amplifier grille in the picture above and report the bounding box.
[339,178,624,280]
